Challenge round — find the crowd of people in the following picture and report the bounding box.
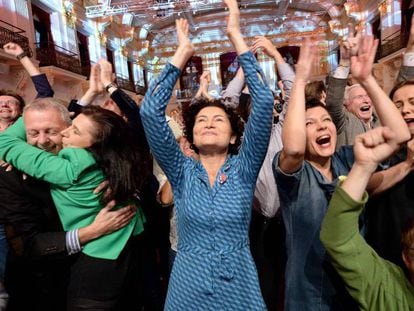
[0,0,413,310]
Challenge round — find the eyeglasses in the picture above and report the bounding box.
[351,94,370,101]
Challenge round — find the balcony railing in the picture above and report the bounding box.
[0,19,32,57]
[35,42,82,75]
[116,76,135,93]
[377,31,404,59]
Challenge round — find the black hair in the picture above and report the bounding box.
[305,98,329,112]
[182,97,244,155]
[81,106,147,204]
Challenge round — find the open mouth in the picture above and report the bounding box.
[360,105,371,112]
[404,118,414,125]
[316,135,331,146]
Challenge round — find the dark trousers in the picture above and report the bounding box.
[6,254,72,311]
[67,236,144,311]
[249,209,286,311]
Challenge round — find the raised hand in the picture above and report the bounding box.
[98,59,115,88]
[353,126,398,173]
[195,70,212,100]
[224,0,241,37]
[170,18,194,70]
[200,71,211,88]
[89,63,105,94]
[350,36,379,82]
[340,27,360,62]
[252,36,278,58]
[176,18,193,53]
[3,42,24,57]
[295,38,316,83]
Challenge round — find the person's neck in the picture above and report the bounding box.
[0,119,14,132]
[199,151,229,186]
[307,156,333,182]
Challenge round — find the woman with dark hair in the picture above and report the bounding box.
[181,98,245,155]
[140,0,274,309]
[273,37,410,310]
[0,102,146,310]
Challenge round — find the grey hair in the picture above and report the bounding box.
[23,97,71,125]
[344,84,362,106]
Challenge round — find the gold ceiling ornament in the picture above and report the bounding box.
[328,20,348,39]
[98,31,107,45]
[121,46,128,57]
[344,0,367,22]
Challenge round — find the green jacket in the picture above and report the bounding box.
[320,185,414,310]
[0,118,144,260]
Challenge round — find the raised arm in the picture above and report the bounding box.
[398,14,414,82]
[3,42,54,98]
[279,39,316,173]
[325,32,359,134]
[224,0,274,182]
[252,35,295,123]
[99,59,151,154]
[351,36,410,144]
[140,18,193,190]
[221,67,245,108]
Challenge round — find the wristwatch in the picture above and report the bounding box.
[16,51,28,60]
[105,82,117,92]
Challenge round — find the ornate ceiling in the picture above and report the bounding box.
[77,0,375,60]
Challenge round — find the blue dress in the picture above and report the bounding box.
[140,51,274,310]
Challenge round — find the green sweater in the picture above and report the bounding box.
[320,185,414,310]
[0,118,144,260]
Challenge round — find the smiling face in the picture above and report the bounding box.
[60,113,95,149]
[305,106,337,161]
[0,95,21,123]
[24,108,68,154]
[192,106,236,154]
[393,84,414,136]
[345,85,373,124]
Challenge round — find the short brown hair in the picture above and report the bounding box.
[0,89,25,110]
[305,81,326,102]
[389,79,414,101]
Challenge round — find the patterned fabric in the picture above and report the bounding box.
[140,51,274,310]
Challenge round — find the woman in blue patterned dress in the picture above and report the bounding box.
[140,1,274,309]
